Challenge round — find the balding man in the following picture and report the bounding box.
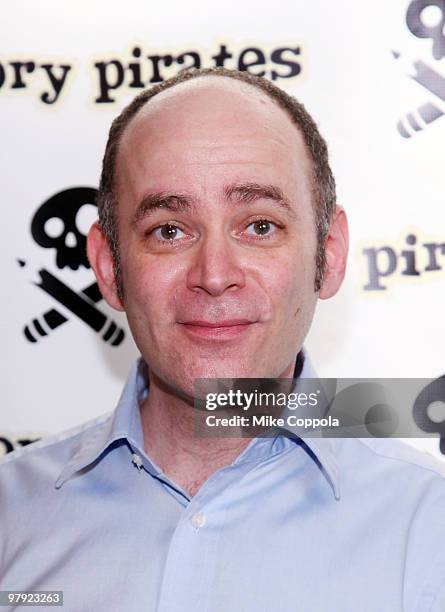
[1,68,445,612]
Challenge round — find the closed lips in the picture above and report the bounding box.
[179,320,254,327]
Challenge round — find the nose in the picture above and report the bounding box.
[186,232,246,297]
[65,231,77,247]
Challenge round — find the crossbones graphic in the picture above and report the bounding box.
[22,187,125,346]
[396,0,445,137]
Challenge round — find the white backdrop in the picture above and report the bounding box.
[2,0,444,458]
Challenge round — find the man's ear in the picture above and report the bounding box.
[87,222,125,311]
[319,205,349,300]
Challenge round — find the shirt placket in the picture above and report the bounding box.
[156,469,229,612]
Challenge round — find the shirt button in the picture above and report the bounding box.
[131,453,143,470]
[191,512,206,529]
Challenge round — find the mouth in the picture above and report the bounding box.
[177,319,256,341]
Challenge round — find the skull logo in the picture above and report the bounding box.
[407,0,445,60]
[31,187,98,270]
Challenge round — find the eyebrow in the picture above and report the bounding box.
[224,183,293,214]
[132,182,294,226]
[132,193,195,226]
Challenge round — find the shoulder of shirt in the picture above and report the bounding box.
[0,411,113,469]
[353,437,445,482]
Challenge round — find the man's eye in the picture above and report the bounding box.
[244,219,278,237]
[152,224,185,241]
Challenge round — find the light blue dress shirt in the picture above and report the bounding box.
[1,354,445,612]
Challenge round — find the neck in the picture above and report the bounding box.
[140,359,298,497]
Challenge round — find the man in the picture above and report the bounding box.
[1,68,444,611]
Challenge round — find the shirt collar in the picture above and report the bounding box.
[55,359,148,488]
[56,351,340,500]
[279,352,340,501]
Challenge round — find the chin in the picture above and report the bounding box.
[182,365,246,385]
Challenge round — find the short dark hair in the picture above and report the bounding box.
[97,67,336,300]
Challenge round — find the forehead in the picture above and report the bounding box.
[116,77,313,199]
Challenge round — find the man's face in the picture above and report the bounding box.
[111,78,320,396]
